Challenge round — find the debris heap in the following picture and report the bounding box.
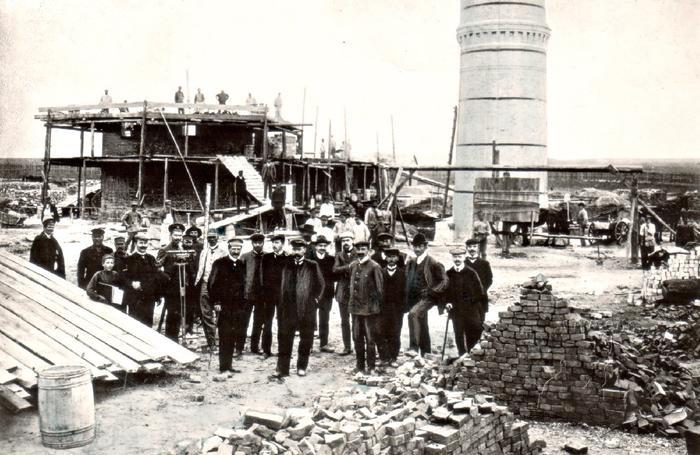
[447,280,628,426]
[170,357,544,455]
[642,248,699,303]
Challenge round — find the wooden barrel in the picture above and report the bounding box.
[38,365,95,449]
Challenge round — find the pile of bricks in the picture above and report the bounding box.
[446,283,628,426]
[642,248,699,303]
[169,357,544,455]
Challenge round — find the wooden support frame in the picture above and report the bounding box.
[41,111,52,206]
[163,158,169,206]
[136,101,147,201]
[77,129,84,216]
[214,162,220,210]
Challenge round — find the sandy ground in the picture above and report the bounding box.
[0,219,685,454]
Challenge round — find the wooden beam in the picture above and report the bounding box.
[214,162,220,210]
[638,198,677,235]
[40,111,52,206]
[442,106,457,218]
[629,176,640,265]
[77,129,84,216]
[90,121,95,157]
[387,164,643,174]
[39,101,267,114]
[163,158,169,206]
[136,101,147,201]
[0,384,31,413]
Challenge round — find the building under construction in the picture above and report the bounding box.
[37,101,388,220]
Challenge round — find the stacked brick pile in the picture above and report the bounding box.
[169,357,544,455]
[642,248,699,303]
[446,283,628,426]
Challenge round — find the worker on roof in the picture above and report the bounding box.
[174,86,184,113]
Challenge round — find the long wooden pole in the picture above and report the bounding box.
[213,162,219,210]
[89,121,95,158]
[136,101,147,201]
[158,110,203,210]
[629,176,639,265]
[163,158,169,206]
[77,130,84,217]
[313,106,319,158]
[391,115,396,163]
[327,120,332,196]
[41,111,52,209]
[442,106,458,218]
[300,87,306,158]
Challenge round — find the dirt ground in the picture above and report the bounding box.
[0,219,686,454]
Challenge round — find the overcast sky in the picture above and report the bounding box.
[0,0,698,164]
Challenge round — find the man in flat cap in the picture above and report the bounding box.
[348,240,384,374]
[377,248,406,367]
[241,233,266,355]
[465,237,493,321]
[30,217,65,278]
[332,231,358,355]
[195,229,227,350]
[113,236,128,273]
[121,201,143,253]
[122,232,164,326]
[260,233,287,358]
[404,233,449,356]
[157,223,192,341]
[371,232,406,268]
[276,239,325,377]
[444,247,486,355]
[308,235,336,353]
[208,237,246,373]
[77,228,114,289]
[182,233,201,334]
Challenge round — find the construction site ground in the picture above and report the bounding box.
[0,218,686,454]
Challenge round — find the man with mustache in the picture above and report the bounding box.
[241,233,266,356]
[122,232,163,326]
[260,233,288,358]
[465,237,493,322]
[77,227,113,289]
[194,229,227,350]
[30,216,65,278]
[332,231,358,356]
[308,235,336,353]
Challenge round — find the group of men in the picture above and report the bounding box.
[29,214,493,380]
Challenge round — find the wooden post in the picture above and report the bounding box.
[262,108,269,160]
[344,164,351,196]
[442,106,457,218]
[305,163,311,206]
[89,121,95,158]
[300,87,306,158]
[363,165,367,197]
[136,101,147,201]
[302,163,307,206]
[77,130,84,217]
[41,111,52,208]
[213,162,219,210]
[184,122,189,157]
[492,140,500,178]
[327,121,332,197]
[163,158,169,206]
[282,131,287,158]
[529,211,535,246]
[630,176,639,265]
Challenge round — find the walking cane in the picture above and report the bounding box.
[441,307,451,361]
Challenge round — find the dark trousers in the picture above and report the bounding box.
[317,297,333,347]
[276,311,315,376]
[641,244,654,270]
[164,295,181,341]
[408,298,433,355]
[338,299,353,351]
[250,299,274,354]
[452,316,483,356]
[238,301,255,352]
[199,286,217,348]
[377,310,403,361]
[130,299,155,328]
[218,310,245,372]
[352,314,380,370]
[236,192,250,213]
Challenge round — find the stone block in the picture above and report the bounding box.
[243,410,288,430]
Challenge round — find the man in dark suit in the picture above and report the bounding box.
[260,233,287,358]
[378,248,406,367]
[275,239,325,378]
[405,233,449,356]
[444,247,487,355]
[332,231,358,355]
[308,235,336,353]
[122,232,165,326]
[157,223,193,341]
[113,236,128,273]
[465,237,493,321]
[77,228,113,289]
[241,233,266,355]
[29,217,65,278]
[208,237,246,373]
[235,170,250,214]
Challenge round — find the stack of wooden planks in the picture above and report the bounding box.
[0,250,198,414]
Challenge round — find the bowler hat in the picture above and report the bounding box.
[411,233,427,246]
[313,235,330,245]
[185,226,202,238]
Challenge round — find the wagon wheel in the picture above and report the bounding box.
[587,225,603,245]
[614,221,629,245]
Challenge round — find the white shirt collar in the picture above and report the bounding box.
[359,255,370,264]
[416,251,428,264]
[467,256,478,263]
[316,252,326,259]
[454,264,464,272]
[229,254,239,262]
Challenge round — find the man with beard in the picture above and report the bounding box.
[195,230,227,350]
[378,248,406,367]
[332,231,358,355]
[370,233,406,268]
[157,223,193,341]
[260,233,287,358]
[275,239,325,378]
[182,234,201,335]
[113,236,128,273]
[405,233,449,356]
[348,241,383,374]
[464,238,493,321]
[444,247,486,355]
[122,232,164,326]
[308,235,336,353]
[77,228,113,289]
[241,233,266,355]
[208,237,246,373]
[30,217,65,278]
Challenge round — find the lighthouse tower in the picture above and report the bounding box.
[453,0,550,240]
